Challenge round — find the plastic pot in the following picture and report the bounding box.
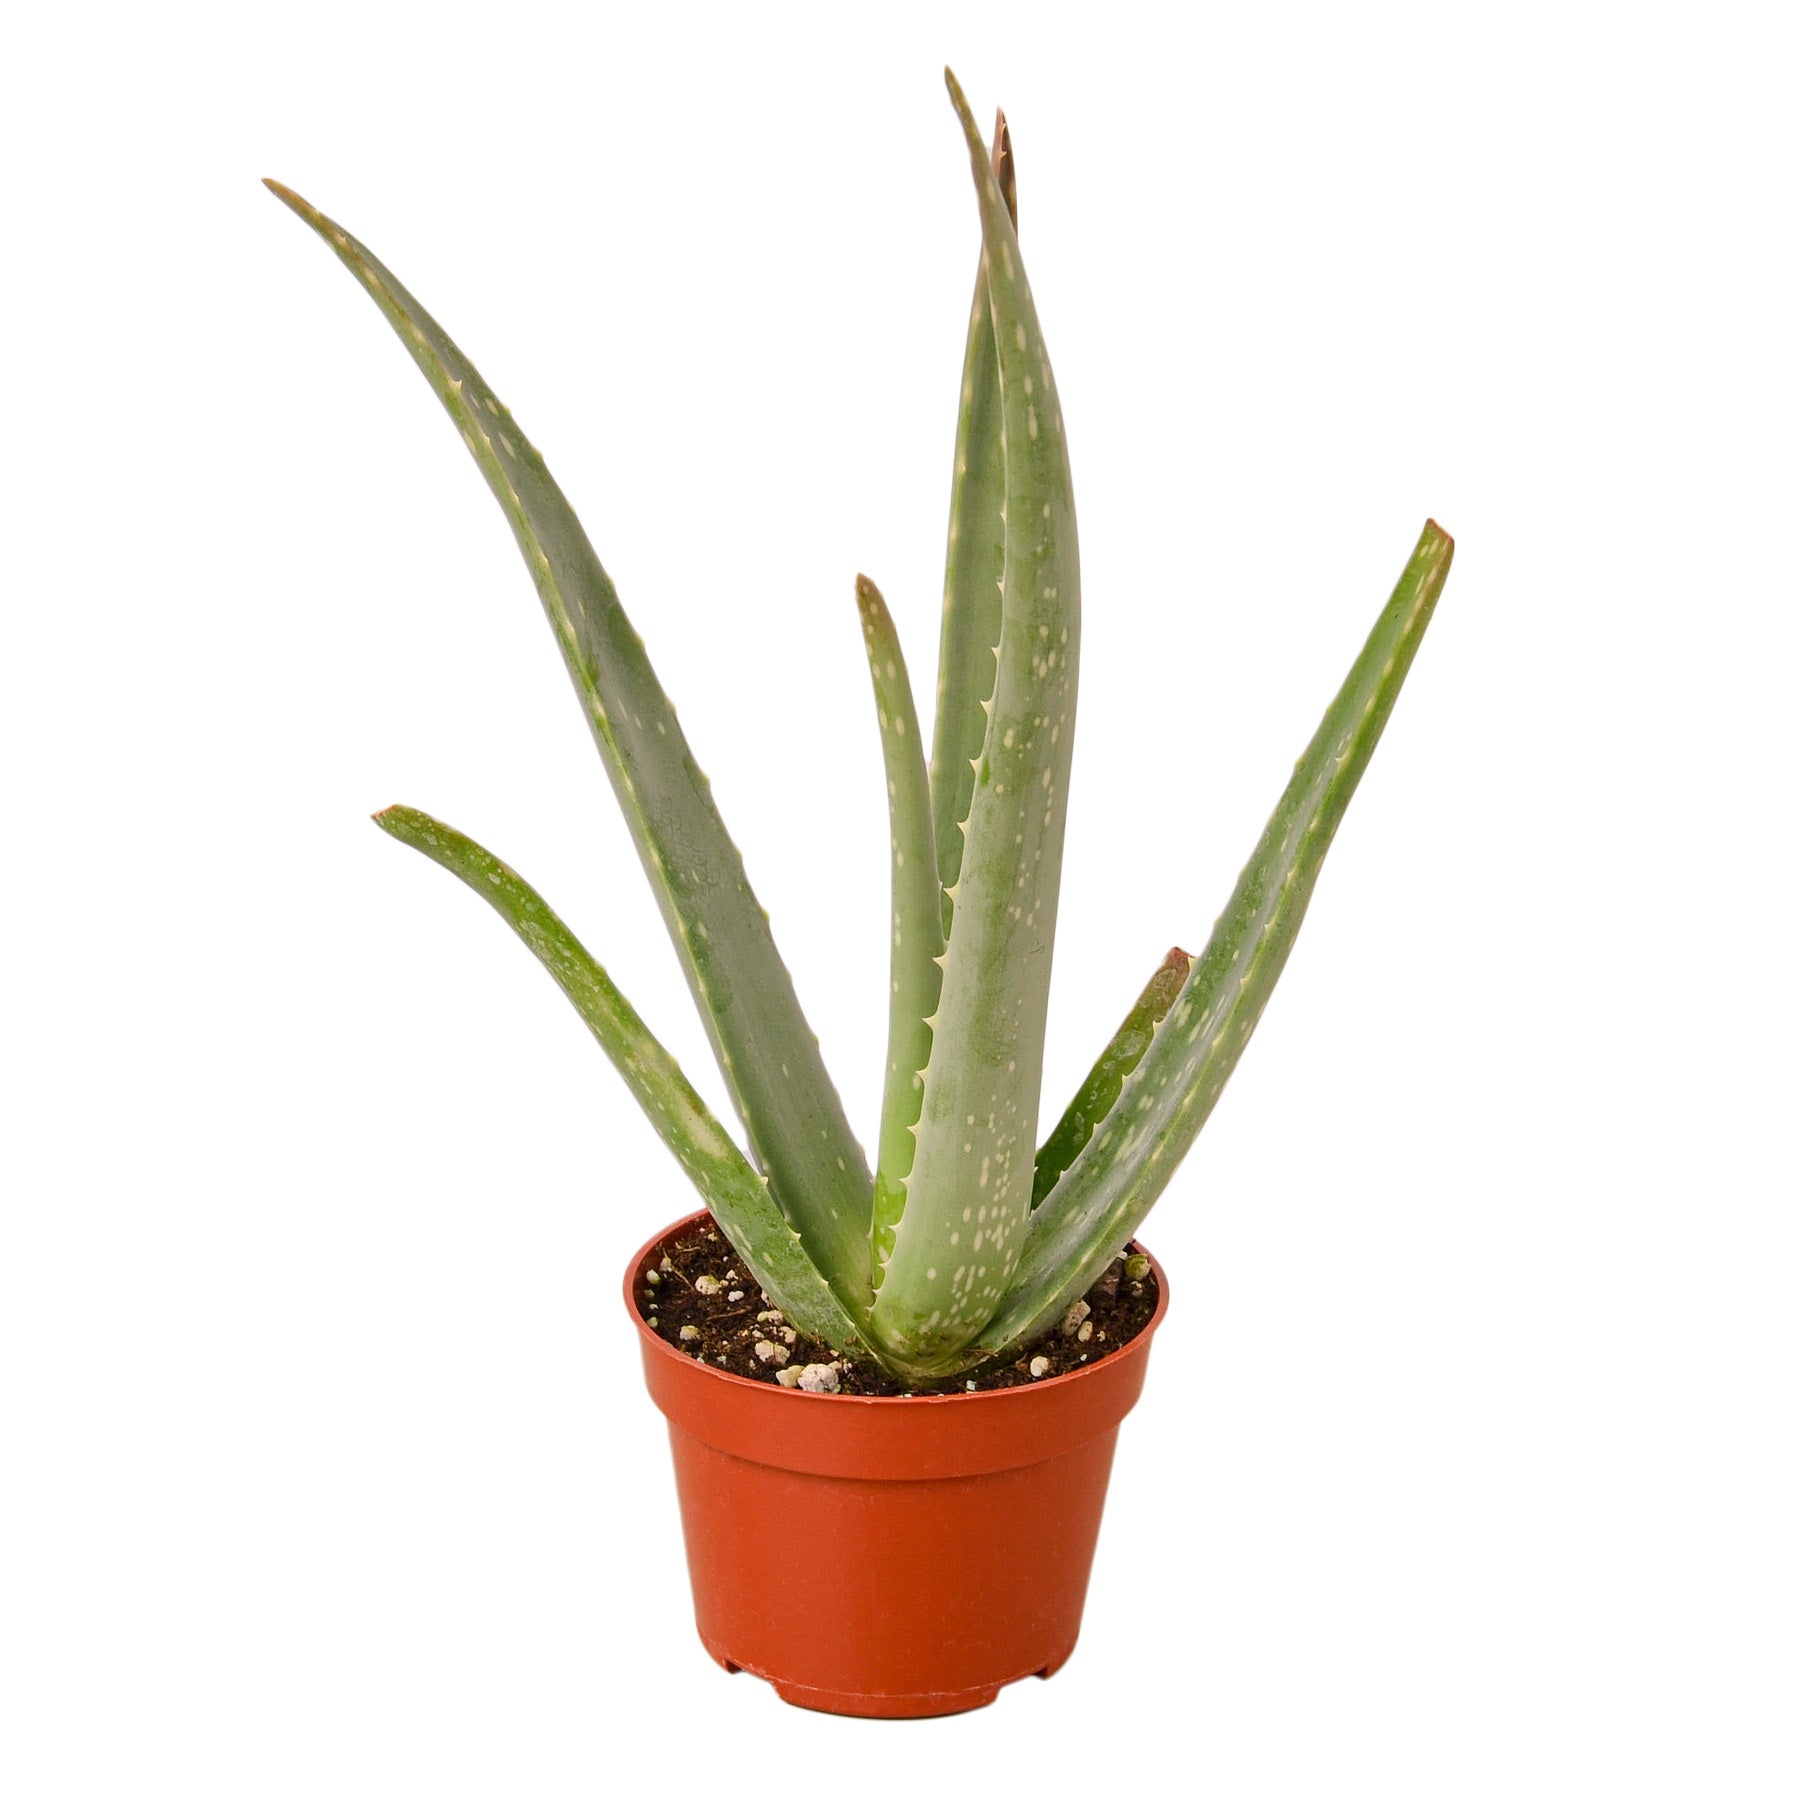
[628,1211,1167,1718]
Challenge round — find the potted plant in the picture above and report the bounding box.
[270,69,1452,1717]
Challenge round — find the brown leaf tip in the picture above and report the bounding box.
[990,110,1017,229]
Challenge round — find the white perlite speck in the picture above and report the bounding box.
[775,1365,804,1387]
[679,1325,700,1342]
[727,1290,745,1303]
[756,1309,785,1325]
[693,1275,722,1296]
[754,1340,790,1367]
[796,1363,842,1394]
[1060,1299,1091,1337]
[1029,1355,1051,1379]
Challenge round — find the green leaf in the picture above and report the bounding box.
[1032,948,1192,1208]
[867,73,1081,1372]
[268,182,874,1308]
[374,806,871,1353]
[854,577,944,1285]
[979,521,1455,1357]
[930,107,1015,940]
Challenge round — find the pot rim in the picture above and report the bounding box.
[624,1207,1169,1405]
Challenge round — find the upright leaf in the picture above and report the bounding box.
[979,522,1455,1356]
[869,74,1081,1372]
[268,183,874,1305]
[374,807,871,1352]
[1032,948,1192,1208]
[930,109,1016,938]
[853,577,944,1282]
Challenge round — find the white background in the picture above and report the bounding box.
[3,2,1795,1792]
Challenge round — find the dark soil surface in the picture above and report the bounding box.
[635,1215,1159,1396]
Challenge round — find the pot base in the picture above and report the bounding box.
[703,1635,1076,1718]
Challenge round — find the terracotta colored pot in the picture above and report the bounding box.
[628,1211,1168,1718]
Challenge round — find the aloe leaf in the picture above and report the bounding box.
[978,521,1456,1357]
[929,108,1015,939]
[1032,948,1192,1209]
[867,73,1081,1372]
[268,182,874,1305]
[854,577,945,1283]
[372,806,871,1352]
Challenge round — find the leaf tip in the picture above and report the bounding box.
[262,177,310,216]
[943,67,981,149]
[991,109,1017,229]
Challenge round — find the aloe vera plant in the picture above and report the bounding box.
[270,71,1452,1384]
